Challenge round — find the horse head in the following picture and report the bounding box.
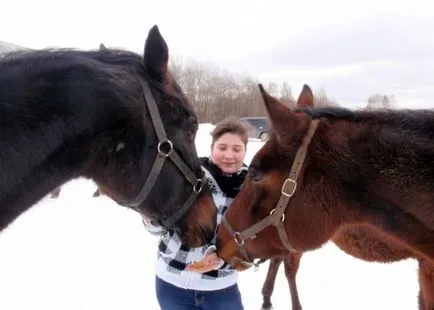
[217,85,317,269]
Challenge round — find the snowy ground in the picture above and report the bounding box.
[0,125,420,310]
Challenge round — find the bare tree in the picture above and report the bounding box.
[266,82,279,98]
[365,93,396,110]
[170,57,393,123]
[314,88,339,107]
[279,81,295,108]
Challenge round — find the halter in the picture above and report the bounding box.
[120,81,205,228]
[221,119,320,267]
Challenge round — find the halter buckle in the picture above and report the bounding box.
[281,178,297,197]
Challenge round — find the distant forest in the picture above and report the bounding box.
[169,57,396,123]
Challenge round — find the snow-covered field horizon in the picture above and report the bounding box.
[0,124,420,309]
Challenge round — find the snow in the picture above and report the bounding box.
[0,125,419,310]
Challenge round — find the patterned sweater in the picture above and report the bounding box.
[144,157,247,291]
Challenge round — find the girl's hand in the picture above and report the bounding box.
[186,253,222,273]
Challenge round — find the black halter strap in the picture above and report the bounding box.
[121,81,204,227]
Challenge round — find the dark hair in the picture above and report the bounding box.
[210,117,248,147]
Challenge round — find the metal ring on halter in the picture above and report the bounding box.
[253,260,261,271]
[157,139,174,158]
[193,179,204,193]
[269,209,285,222]
[233,232,245,246]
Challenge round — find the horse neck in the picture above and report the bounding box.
[0,68,119,231]
[313,119,434,261]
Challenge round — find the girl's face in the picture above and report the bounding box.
[211,133,246,174]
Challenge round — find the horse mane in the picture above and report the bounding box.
[0,48,148,127]
[299,106,434,136]
[1,48,142,65]
[1,48,185,106]
[0,48,146,84]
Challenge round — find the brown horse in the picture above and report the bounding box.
[217,83,434,305]
[257,86,434,310]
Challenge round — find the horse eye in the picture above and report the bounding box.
[187,120,198,139]
[186,129,196,141]
[253,172,263,182]
[249,167,263,182]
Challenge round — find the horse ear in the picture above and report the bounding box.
[258,84,296,139]
[144,25,169,81]
[99,43,107,51]
[297,84,314,108]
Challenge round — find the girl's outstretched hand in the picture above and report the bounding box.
[186,253,222,273]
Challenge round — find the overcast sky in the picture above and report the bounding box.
[1,0,433,109]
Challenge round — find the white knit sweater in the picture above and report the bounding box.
[145,165,247,291]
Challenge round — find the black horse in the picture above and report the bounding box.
[0,25,216,247]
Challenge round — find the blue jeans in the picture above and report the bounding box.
[155,276,244,310]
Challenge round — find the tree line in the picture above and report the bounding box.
[169,57,396,123]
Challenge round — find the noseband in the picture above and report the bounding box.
[221,119,320,266]
[121,81,205,228]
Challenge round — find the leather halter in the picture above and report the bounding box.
[221,119,320,266]
[120,81,205,228]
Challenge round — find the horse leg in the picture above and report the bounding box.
[418,259,434,310]
[261,257,283,310]
[283,252,303,310]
